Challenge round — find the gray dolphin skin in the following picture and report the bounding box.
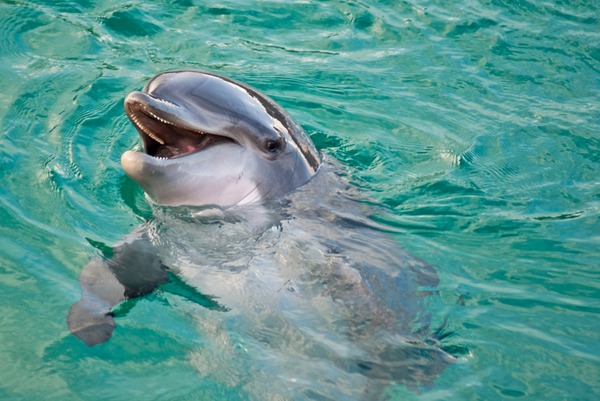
[67,70,455,398]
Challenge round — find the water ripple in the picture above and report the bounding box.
[1,0,599,400]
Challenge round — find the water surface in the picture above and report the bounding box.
[0,1,599,400]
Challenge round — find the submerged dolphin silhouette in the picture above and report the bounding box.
[67,70,455,397]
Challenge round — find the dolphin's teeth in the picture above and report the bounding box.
[130,109,165,145]
[137,102,176,128]
[138,104,206,138]
[146,130,166,145]
[146,109,172,126]
[144,108,206,137]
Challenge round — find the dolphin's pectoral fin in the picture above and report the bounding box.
[67,298,116,347]
[67,256,125,346]
[68,234,168,346]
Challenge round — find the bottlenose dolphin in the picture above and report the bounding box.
[67,70,454,398]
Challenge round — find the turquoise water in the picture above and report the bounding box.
[1,0,599,400]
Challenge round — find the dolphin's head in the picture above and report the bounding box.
[121,70,320,208]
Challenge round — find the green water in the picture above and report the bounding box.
[1,0,599,400]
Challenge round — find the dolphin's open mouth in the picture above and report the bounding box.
[125,94,234,159]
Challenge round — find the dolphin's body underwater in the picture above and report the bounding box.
[67,70,455,399]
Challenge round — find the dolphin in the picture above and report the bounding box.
[67,70,455,398]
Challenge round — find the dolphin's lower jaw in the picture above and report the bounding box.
[121,147,262,208]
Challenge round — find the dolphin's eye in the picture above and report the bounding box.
[265,139,282,153]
